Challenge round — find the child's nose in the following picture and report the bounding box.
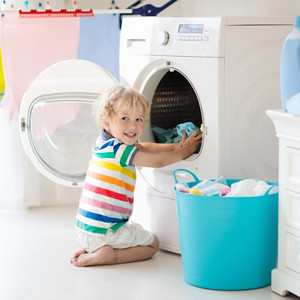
[128,121,137,129]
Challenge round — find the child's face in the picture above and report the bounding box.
[104,107,145,145]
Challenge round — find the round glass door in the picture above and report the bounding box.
[23,93,100,186]
[20,59,118,187]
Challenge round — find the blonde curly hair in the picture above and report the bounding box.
[93,85,150,128]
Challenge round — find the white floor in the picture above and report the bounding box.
[0,205,299,300]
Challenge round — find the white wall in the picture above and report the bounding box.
[75,0,300,17]
[159,0,300,17]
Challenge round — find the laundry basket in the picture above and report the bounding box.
[173,169,278,291]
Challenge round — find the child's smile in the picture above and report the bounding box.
[105,110,145,145]
[125,132,137,138]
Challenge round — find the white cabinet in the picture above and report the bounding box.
[267,110,300,297]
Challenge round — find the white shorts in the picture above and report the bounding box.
[75,221,155,253]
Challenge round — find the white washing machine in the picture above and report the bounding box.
[119,16,293,253]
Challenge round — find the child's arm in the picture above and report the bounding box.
[136,130,187,153]
[133,129,202,168]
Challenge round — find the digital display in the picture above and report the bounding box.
[178,24,204,34]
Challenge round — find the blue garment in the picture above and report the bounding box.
[152,126,179,143]
[77,14,120,81]
[152,122,200,144]
[176,122,199,138]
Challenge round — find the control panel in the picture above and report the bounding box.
[121,17,226,57]
[151,17,225,57]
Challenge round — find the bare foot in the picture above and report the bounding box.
[71,245,116,267]
[70,249,86,264]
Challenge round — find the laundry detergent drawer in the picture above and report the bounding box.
[286,233,300,274]
[286,189,300,230]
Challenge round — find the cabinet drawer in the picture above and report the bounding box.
[286,189,300,230]
[286,233,300,274]
[286,146,300,186]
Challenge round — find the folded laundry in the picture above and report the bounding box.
[175,176,278,197]
[175,182,190,193]
[192,176,231,196]
[225,179,278,197]
[189,188,201,195]
[175,176,231,196]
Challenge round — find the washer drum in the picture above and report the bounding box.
[151,71,201,142]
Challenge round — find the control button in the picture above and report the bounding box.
[177,35,207,41]
[158,31,170,45]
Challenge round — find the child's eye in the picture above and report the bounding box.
[122,117,129,121]
[136,118,143,122]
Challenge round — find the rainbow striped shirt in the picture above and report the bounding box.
[75,130,139,235]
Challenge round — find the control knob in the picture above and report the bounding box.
[158,31,169,45]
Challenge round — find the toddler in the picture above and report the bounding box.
[70,85,202,267]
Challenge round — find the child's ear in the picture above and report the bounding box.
[102,120,110,131]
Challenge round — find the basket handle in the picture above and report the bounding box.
[173,169,200,185]
[263,182,279,196]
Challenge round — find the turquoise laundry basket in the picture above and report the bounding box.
[173,169,278,290]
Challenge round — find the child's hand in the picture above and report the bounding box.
[181,129,202,157]
[133,129,202,168]
[175,130,187,149]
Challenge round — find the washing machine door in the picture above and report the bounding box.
[19,59,118,187]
